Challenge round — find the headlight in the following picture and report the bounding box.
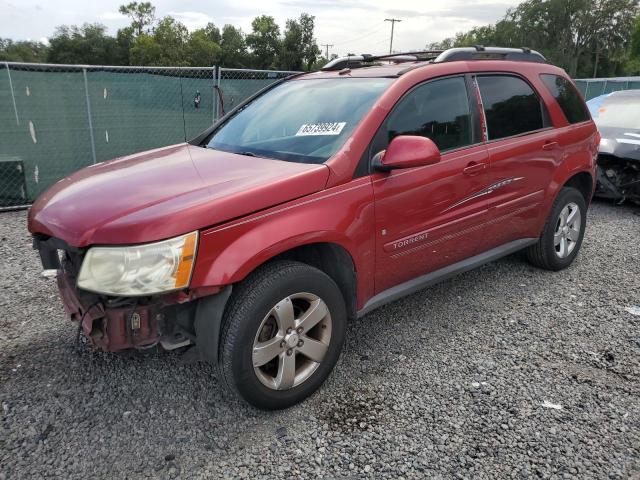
[77,231,198,296]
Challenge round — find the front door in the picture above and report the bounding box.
[371,76,491,294]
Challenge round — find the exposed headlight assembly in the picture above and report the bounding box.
[77,231,198,296]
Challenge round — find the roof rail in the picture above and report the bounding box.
[321,50,443,71]
[434,47,547,64]
[319,47,547,72]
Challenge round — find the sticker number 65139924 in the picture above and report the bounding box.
[295,122,346,136]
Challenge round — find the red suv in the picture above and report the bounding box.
[28,47,598,409]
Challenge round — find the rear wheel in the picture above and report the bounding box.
[218,260,346,410]
[526,187,587,271]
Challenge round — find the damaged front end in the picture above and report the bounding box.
[33,235,230,356]
[596,154,640,205]
[588,91,640,206]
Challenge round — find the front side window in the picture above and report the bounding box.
[205,78,392,164]
[540,74,590,124]
[477,75,544,140]
[380,76,473,152]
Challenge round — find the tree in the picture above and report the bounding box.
[433,0,639,77]
[219,25,249,68]
[278,14,319,71]
[129,16,189,65]
[280,18,304,70]
[186,27,222,66]
[0,39,48,62]
[246,15,281,69]
[47,24,122,65]
[119,1,156,36]
[298,13,321,70]
[115,26,136,65]
[128,34,162,65]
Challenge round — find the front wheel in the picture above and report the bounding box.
[526,187,587,271]
[217,260,347,410]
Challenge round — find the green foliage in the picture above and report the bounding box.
[281,18,304,71]
[434,0,640,77]
[246,15,281,69]
[129,16,191,66]
[279,14,320,71]
[119,1,156,36]
[219,25,250,68]
[47,24,125,65]
[5,2,321,70]
[0,39,48,62]
[186,27,221,66]
[631,16,640,55]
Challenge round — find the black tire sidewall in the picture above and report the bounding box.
[543,188,587,270]
[224,264,347,410]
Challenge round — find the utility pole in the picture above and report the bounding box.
[321,43,334,59]
[384,18,401,54]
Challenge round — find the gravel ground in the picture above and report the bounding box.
[1,201,639,479]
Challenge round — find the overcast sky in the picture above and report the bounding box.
[1,0,520,57]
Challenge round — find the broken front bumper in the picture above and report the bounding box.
[595,154,640,204]
[34,234,232,356]
[57,271,162,351]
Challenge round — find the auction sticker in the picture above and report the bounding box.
[296,122,346,136]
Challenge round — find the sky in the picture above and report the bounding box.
[0,0,520,57]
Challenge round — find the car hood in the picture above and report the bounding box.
[598,126,640,161]
[28,143,330,247]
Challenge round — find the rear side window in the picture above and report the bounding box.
[540,74,590,124]
[477,75,544,140]
[383,76,473,152]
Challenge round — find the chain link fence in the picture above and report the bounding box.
[575,77,640,101]
[0,62,297,209]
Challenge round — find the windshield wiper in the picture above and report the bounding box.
[237,151,257,157]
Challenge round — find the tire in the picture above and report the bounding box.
[217,260,347,410]
[526,187,587,271]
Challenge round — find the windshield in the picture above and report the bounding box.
[591,94,640,129]
[205,77,393,164]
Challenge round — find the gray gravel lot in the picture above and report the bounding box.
[1,201,639,479]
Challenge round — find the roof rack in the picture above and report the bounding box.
[320,46,547,72]
[433,46,547,63]
[320,50,443,71]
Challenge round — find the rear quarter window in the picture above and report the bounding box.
[540,74,590,124]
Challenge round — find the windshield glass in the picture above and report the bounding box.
[591,94,640,129]
[205,77,393,164]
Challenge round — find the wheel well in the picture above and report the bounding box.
[563,172,593,204]
[273,243,358,320]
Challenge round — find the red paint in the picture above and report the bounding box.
[29,59,597,326]
[380,135,441,169]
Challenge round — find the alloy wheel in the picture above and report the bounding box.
[252,292,332,390]
[554,202,581,259]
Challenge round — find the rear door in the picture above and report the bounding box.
[370,75,491,294]
[474,74,561,250]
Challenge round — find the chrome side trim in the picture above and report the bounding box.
[390,201,537,259]
[444,177,524,212]
[358,237,537,317]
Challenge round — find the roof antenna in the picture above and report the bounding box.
[473,45,485,52]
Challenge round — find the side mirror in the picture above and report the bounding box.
[373,135,441,172]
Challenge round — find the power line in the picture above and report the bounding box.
[320,43,334,59]
[332,24,384,46]
[384,18,402,54]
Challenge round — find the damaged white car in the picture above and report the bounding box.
[588,90,640,205]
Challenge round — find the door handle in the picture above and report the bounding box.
[542,141,559,151]
[463,162,487,175]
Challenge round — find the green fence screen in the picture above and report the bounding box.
[0,63,296,208]
[574,77,640,100]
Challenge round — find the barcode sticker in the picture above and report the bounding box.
[295,122,346,136]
